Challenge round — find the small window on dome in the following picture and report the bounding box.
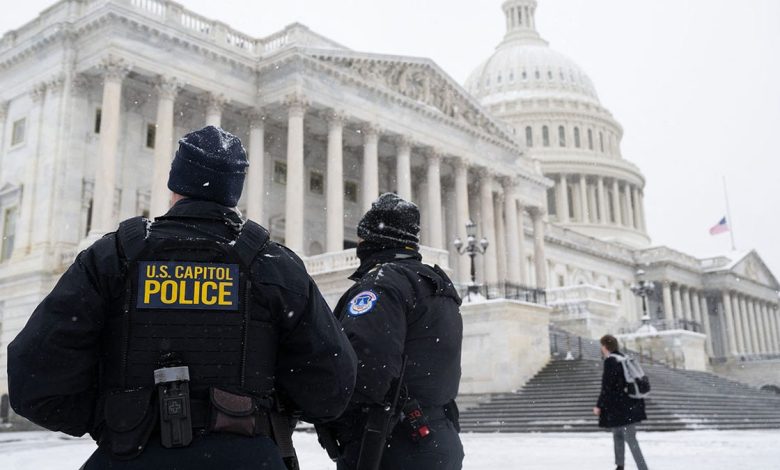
[599,132,605,152]
[535,70,540,80]
[574,127,581,148]
[560,70,565,80]
[525,126,533,147]
[486,77,491,87]
[542,126,550,147]
[509,71,514,82]
[522,70,528,80]
[547,70,553,80]
[497,74,502,84]
[558,126,566,147]
[588,129,594,150]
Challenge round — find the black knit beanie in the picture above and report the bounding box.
[357,193,420,249]
[167,126,249,207]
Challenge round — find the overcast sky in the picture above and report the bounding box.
[3,0,779,278]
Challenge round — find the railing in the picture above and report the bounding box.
[304,249,359,275]
[618,319,703,335]
[546,284,616,305]
[458,282,546,306]
[550,326,670,367]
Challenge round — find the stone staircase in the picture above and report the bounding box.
[460,329,780,433]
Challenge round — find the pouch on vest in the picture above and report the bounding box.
[102,388,157,460]
[209,387,270,437]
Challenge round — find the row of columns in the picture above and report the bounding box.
[721,291,780,357]
[661,282,714,356]
[553,173,645,231]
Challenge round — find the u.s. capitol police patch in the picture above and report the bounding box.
[348,290,378,316]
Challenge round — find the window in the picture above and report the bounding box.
[273,161,287,185]
[534,70,540,80]
[497,74,502,84]
[309,171,323,194]
[525,126,533,147]
[599,132,605,152]
[85,199,93,236]
[557,275,565,287]
[558,126,566,147]
[546,188,556,216]
[344,181,358,203]
[2,206,17,261]
[522,70,527,80]
[547,70,553,80]
[616,289,623,301]
[11,118,26,147]
[94,108,102,134]
[574,127,581,148]
[542,126,550,147]
[146,124,156,149]
[509,71,514,82]
[588,129,594,150]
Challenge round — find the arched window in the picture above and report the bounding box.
[574,127,581,148]
[535,70,541,80]
[522,70,528,80]
[547,70,553,80]
[525,126,533,147]
[542,126,550,147]
[599,132,604,152]
[497,73,502,84]
[558,125,566,147]
[587,129,594,150]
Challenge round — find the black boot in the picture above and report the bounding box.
[615,466,624,470]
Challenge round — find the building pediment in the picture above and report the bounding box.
[729,251,780,290]
[303,50,520,149]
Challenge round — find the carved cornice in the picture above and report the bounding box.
[240,107,266,129]
[71,73,91,96]
[325,110,347,127]
[0,101,8,120]
[359,123,382,138]
[156,76,181,101]
[284,91,308,116]
[201,92,227,114]
[30,82,47,103]
[98,55,131,82]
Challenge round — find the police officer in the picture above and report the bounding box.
[328,193,464,470]
[7,126,357,469]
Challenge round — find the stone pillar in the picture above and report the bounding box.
[90,57,129,236]
[245,112,265,222]
[624,184,635,229]
[516,203,528,285]
[597,176,607,224]
[759,302,771,354]
[578,174,589,223]
[765,302,778,354]
[284,94,307,253]
[681,287,692,323]
[699,294,714,356]
[417,177,430,246]
[772,305,780,353]
[731,294,746,355]
[672,284,683,328]
[479,170,499,287]
[531,208,547,289]
[631,186,641,229]
[638,190,647,231]
[662,282,674,322]
[453,158,471,285]
[745,297,760,355]
[611,179,622,226]
[587,182,598,222]
[0,101,8,179]
[503,182,521,285]
[396,137,413,201]
[149,76,179,219]
[556,175,569,223]
[722,292,739,357]
[361,125,380,213]
[426,151,444,249]
[494,191,506,282]
[751,300,765,355]
[205,93,226,127]
[326,111,345,253]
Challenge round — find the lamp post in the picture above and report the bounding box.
[453,220,489,300]
[630,269,655,327]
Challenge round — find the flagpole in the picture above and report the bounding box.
[722,176,737,251]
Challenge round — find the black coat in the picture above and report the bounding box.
[596,352,647,428]
[335,247,463,408]
[7,199,357,438]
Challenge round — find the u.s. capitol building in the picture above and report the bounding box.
[0,0,778,405]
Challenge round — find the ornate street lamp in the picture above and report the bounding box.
[453,220,489,300]
[630,269,655,327]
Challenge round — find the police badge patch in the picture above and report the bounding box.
[348,290,378,316]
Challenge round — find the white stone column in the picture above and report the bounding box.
[672,284,683,328]
[596,177,607,224]
[325,111,345,253]
[638,190,647,231]
[745,297,760,355]
[243,112,265,222]
[662,282,674,322]
[765,302,779,354]
[479,170,499,287]
[751,300,765,354]
[395,137,413,201]
[531,207,547,289]
[284,94,307,253]
[205,93,226,127]
[631,186,641,229]
[90,57,129,236]
[503,181,521,285]
[516,203,528,285]
[771,305,780,353]
[494,191,506,282]
[698,294,714,356]
[578,174,589,223]
[556,174,569,223]
[731,294,746,355]
[426,151,444,249]
[453,157,471,285]
[149,76,179,219]
[587,182,598,223]
[681,287,692,323]
[417,177,430,246]
[611,179,623,226]
[0,101,8,180]
[624,184,635,229]
[722,292,739,357]
[758,301,770,354]
[361,125,380,213]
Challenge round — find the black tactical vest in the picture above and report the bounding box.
[100,216,277,399]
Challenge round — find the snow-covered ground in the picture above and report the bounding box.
[1,429,779,469]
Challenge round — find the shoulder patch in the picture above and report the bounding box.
[347,290,378,316]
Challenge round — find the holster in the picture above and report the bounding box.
[100,388,158,460]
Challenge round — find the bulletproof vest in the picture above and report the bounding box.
[100,216,277,398]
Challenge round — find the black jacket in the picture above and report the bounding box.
[335,246,463,408]
[596,351,647,428]
[7,199,357,437]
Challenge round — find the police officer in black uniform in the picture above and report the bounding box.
[7,126,357,469]
[327,193,464,470]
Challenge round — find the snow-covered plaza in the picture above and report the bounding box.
[1,429,778,470]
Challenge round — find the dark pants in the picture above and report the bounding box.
[82,433,286,470]
[611,424,648,470]
[337,418,463,470]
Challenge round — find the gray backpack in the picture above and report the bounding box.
[610,354,651,399]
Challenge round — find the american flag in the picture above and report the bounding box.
[709,217,730,235]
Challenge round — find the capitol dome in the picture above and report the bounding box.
[466,0,651,248]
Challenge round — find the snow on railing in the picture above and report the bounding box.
[304,249,360,275]
[546,284,616,305]
[261,30,290,53]
[226,31,256,52]
[180,10,212,35]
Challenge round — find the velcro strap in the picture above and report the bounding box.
[117,216,147,262]
[232,220,270,268]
